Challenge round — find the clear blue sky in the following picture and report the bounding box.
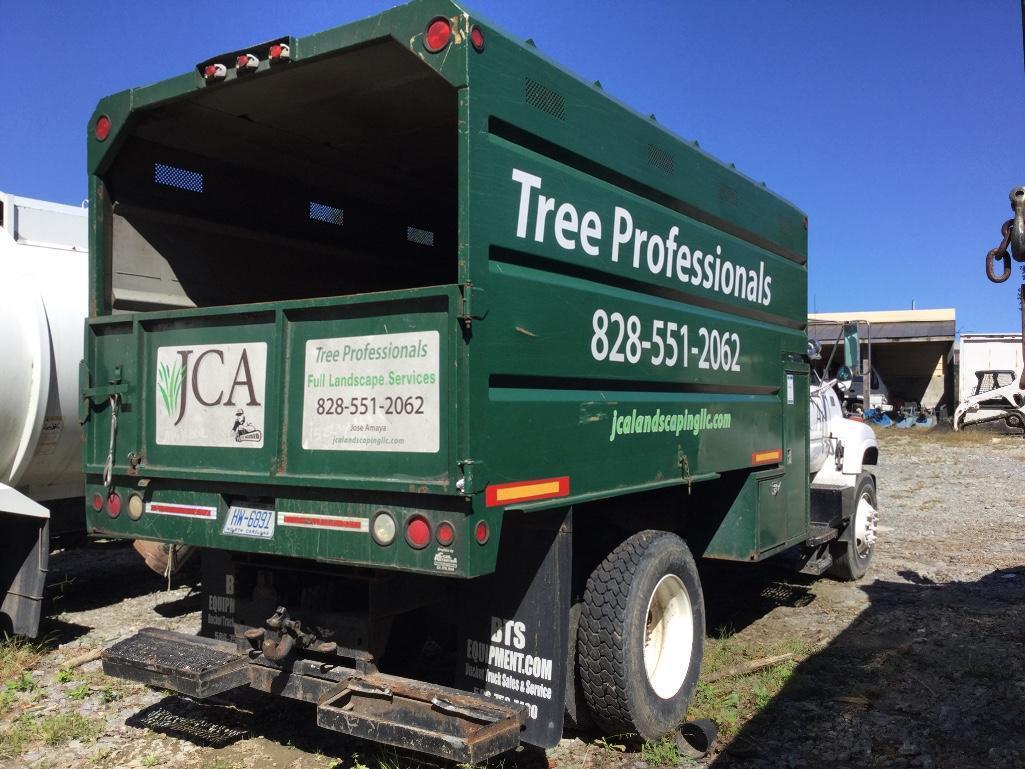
[3,1,1022,334]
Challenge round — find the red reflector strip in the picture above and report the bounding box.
[146,502,217,520]
[486,476,570,507]
[751,449,783,465]
[276,512,369,532]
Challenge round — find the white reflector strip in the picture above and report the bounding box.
[276,512,368,532]
[146,502,217,520]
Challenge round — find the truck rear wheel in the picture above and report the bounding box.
[577,531,704,740]
[829,473,878,581]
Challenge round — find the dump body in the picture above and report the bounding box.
[83,1,809,575]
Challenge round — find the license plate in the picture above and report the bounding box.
[222,506,275,539]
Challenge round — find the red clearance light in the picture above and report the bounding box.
[106,492,122,518]
[91,493,104,512]
[474,520,489,545]
[203,63,226,81]
[268,43,290,62]
[94,115,111,142]
[436,521,455,547]
[236,53,259,72]
[424,17,452,53]
[406,515,431,549]
[470,25,485,52]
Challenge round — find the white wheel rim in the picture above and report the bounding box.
[643,574,693,699]
[853,491,878,557]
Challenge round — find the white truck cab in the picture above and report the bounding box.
[804,340,880,580]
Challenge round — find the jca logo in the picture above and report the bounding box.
[155,342,267,448]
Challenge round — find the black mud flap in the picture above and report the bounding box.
[102,627,249,698]
[318,675,526,764]
[456,508,572,748]
[0,515,49,638]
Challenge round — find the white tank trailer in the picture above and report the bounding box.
[0,191,87,637]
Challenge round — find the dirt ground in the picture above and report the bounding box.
[2,428,1024,769]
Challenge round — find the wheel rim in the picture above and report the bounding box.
[643,574,693,699]
[853,491,879,557]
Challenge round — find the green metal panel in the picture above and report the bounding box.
[83,0,811,577]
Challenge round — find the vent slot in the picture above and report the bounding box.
[406,226,434,246]
[525,78,566,121]
[154,163,204,193]
[647,144,674,174]
[309,201,344,226]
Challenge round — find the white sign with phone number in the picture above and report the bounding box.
[301,331,440,453]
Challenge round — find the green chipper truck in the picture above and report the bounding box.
[82,2,879,761]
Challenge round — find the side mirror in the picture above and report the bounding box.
[842,323,862,376]
[837,365,853,382]
[807,339,822,360]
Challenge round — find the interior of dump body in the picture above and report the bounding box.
[101,39,458,312]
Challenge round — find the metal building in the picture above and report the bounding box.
[809,309,956,413]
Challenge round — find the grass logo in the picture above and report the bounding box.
[157,361,185,419]
[154,342,267,448]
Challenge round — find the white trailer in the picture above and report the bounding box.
[0,191,87,637]
[958,333,1023,400]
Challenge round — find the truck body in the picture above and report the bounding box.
[1,192,88,637]
[85,3,878,760]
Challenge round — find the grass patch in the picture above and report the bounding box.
[641,733,686,766]
[0,636,45,682]
[0,712,103,757]
[40,712,103,745]
[688,633,809,737]
[67,683,91,700]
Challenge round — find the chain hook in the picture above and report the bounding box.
[1010,186,1025,262]
[986,219,1013,283]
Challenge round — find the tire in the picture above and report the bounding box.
[828,473,878,581]
[577,531,704,740]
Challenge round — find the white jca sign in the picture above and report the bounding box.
[155,342,267,448]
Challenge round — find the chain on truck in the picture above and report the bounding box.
[82,2,881,761]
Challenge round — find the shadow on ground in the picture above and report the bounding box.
[711,567,1025,769]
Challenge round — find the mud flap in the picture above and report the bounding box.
[456,508,571,748]
[0,509,49,638]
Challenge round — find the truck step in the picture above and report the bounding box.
[798,551,834,576]
[805,523,839,548]
[318,675,526,764]
[102,628,249,699]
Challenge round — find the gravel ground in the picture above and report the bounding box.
[2,428,1024,769]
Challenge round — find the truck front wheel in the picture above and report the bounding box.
[577,531,704,740]
[829,473,878,581]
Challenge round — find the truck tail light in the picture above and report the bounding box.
[424,18,452,53]
[127,494,145,521]
[91,493,104,512]
[203,63,227,81]
[470,25,485,52]
[405,515,431,549]
[236,53,259,72]
[372,511,396,546]
[106,492,122,518]
[474,521,489,545]
[436,521,455,547]
[94,115,111,142]
[268,43,290,62]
